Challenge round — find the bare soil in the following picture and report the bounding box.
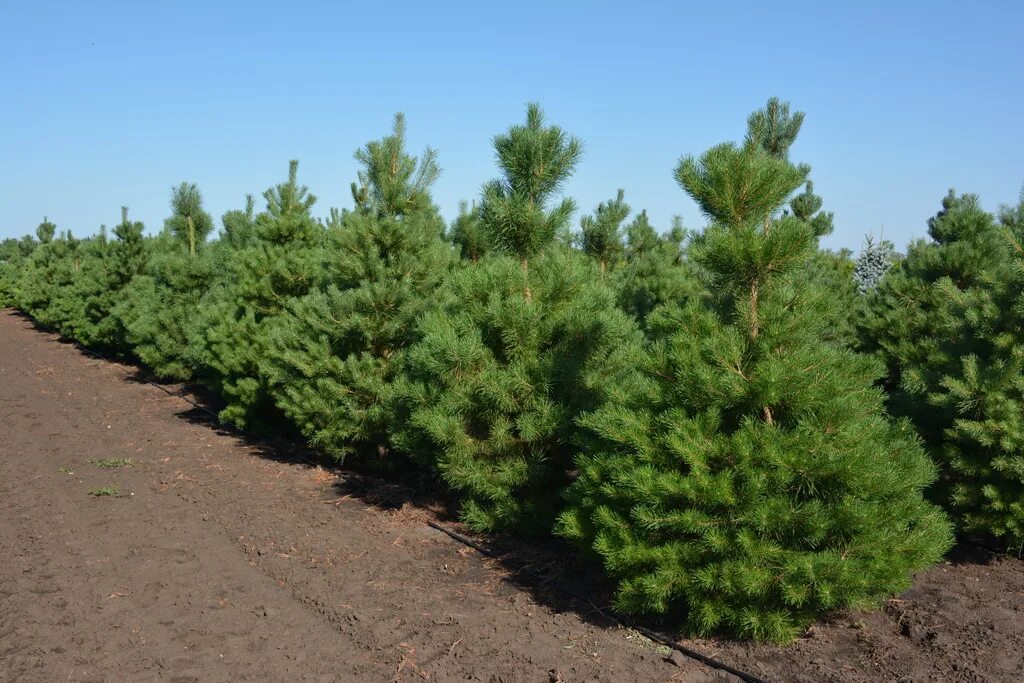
[1,308,1022,682]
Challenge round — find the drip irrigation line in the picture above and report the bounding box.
[30,315,768,683]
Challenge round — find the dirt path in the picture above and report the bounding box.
[0,310,721,682]
[2,308,1023,683]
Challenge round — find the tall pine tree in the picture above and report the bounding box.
[559,105,952,642]
[115,184,218,379]
[186,161,325,429]
[261,115,456,464]
[393,104,643,534]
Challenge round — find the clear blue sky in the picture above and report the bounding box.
[2,1,1021,252]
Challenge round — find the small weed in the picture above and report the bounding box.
[58,466,74,474]
[88,485,120,497]
[89,458,133,469]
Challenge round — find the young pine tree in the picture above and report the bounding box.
[260,115,457,464]
[579,189,629,275]
[186,161,325,429]
[559,122,952,642]
[861,190,1024,549]
[36,217,57,244]
[16,224,79,327]
[165,182,215,256]
[613,211,704,330]
[220,195,258,249]
[115,184,218,379]
[0,235,37,307]
[394,103,644,535]
[54,208,145,350]
[448,200,490,262]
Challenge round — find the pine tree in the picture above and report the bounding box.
[36,217,56,244]
[260,115,457,463]
[579,189,629,275]
[803,247,861,345]
[478,102,583,301]
[16,228,78,328]
[448,200,490,262]
[559,106,952,642]
[53,207,146,349]
[861,189,1024,549]
[349,113,440,218]
[115,184,218,379]
[165,182,215,256]
[221,195,258,249]
[186,161,325,429]
[613,211,703,329]
[0,235,37,307]
[393,104,643,534]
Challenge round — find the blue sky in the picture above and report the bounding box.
[2,1,1021,252]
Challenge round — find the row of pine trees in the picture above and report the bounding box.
[2,99,1022,643]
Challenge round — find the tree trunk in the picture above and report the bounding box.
[521,258,532,303]
[187,216,197,257]
[749,277,760,339]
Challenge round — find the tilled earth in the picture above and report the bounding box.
[1,309,1022,682]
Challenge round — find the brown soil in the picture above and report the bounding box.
[1,308,1021,682]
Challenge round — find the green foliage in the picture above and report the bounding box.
[448,200,490,262]
[36,217,56,244]
[185,161,325,429]
[580,189,629,274]
[861,189,1024,549]
[16,211,146,351]
[221,195,258,249]
[613,213,704,329]
[561,104,952,642]
[801,247,860,346]
[350,112,440,218]
[395,248,644,534]
[262,117,456,463]
[88,485,120,497]
[480,103,583,262]
[0,235,36,306]
[115,186,218,379]
[745,96,805,160]
[789,181,834,238]
[68,208,147,349]
[166,182,215,256]
[674,142,808,232]
[392,104,645,535]
[16,229,80,327]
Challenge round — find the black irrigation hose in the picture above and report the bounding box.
[29,316,768,683]
[427,521,769,683]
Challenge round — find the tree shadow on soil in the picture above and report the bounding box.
[167,397,635,636]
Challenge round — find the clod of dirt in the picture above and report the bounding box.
[667,649,689,668]
[252,605,275,618]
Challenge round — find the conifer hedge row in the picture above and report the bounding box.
[3,99,1021,642]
